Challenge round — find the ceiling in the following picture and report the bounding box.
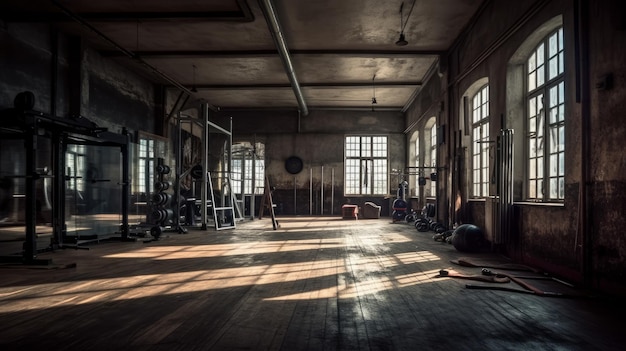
[1,0,485,114]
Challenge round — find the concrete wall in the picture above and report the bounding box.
[405,0,626,295]
[230,109,406,216]
[0,22,157,136]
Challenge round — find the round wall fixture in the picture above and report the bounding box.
[285,156,303,174]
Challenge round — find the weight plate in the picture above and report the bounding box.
[285,156,303,174]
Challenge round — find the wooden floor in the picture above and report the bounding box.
[0,217,625,351]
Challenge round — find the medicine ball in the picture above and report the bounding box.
[451,224,485,253]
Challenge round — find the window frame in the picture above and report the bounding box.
[231,142,265,196]
[525,27,565,201]
[471,84,490,198]
[134,132,167,195]
[428,124,437,197]
[344,135,389,196]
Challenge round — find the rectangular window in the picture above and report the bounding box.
[134,133,167,195]
[231,143,265,196]
[471,85,490,197]
[138,138,155,194]
[66,144,86,192]
[345,136,388,195]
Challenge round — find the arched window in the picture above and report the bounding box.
[409,131,420,194]
[425,118,437,197]
[471,84,490,197]
[527,27,565,200]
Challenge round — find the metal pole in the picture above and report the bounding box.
[251,136,256,220]
[321,165,324,215]
[201,103,209,230]
[331,168,334,215]
[309,167,313,215]
[174,113,182,229]
[294,176,297,215]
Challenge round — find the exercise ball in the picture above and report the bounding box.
[451,224,485,252]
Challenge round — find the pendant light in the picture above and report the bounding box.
[396,0,416,46]
[371,74,377,111]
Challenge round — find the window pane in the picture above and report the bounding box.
[549,57,558,80]
[549,32,558,56]
[528,71,536,91]
[549,154,558,177]
[529,138,536,157]
[529,180,536,198]
[549,178,558,198]
[537,66,545,86]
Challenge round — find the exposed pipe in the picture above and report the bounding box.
[258,0,309,116]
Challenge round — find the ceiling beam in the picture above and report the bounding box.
[100,49,444,58]
[189,82,422,89]
[2,0,254,22]
[1,11,254,22]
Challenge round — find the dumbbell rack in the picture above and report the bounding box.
[148,159,186,239]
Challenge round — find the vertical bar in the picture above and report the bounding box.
[309,167,312,215]
[251,137,256,220]
[321,165,324,215]
[293,176,297,215]
[201,103,209,230]
[52,132,64,247]
[175,113,183,227]
[241,148,247,217]
[120,129,130,238]
[331,168,334,215]
[24,130,37,262]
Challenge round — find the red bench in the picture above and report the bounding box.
[341,204,359,220]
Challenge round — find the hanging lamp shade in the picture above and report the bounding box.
[396,33,408,46]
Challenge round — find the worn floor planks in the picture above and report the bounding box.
[0,216,625,350]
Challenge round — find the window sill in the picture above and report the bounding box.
[467,197,564,207]
[513,201,564,207]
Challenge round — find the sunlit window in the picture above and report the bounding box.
[527,27,565,200]
[231,143,265,196]
[345,136,388,195]
[414,136,420,191]
[472,84,490,197]
[138,138,155,194]
[66,145,86,192]
[429,124,437,197]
